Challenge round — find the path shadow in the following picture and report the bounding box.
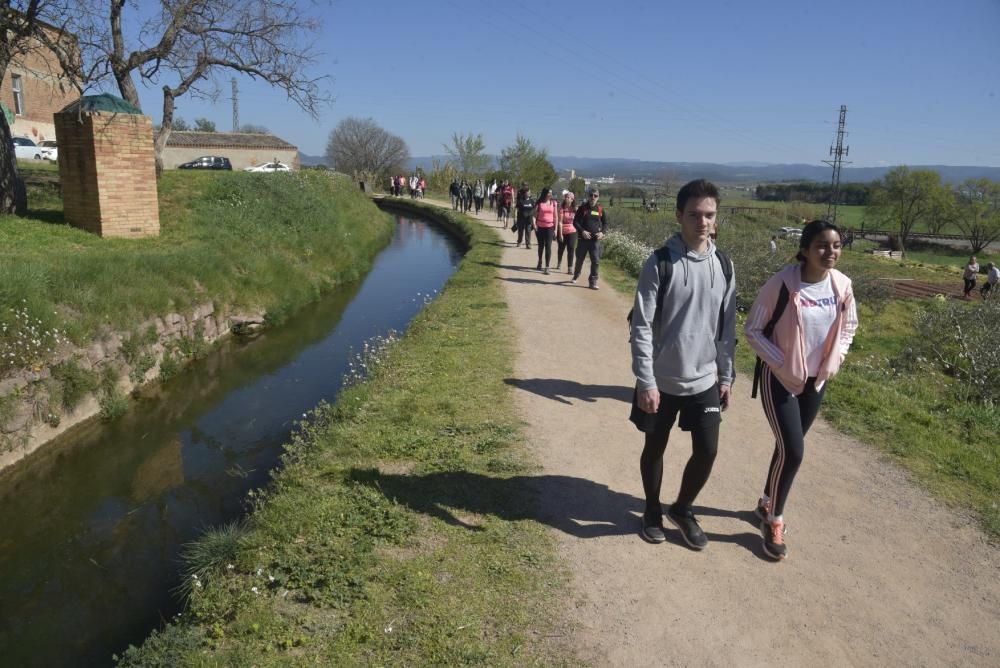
[504,377,632,405]
[350,468,641,538]
[498,276,557,285]
[477,261,541,273]
[349,468,770,559]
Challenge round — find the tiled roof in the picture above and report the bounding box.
[165,131,297,150]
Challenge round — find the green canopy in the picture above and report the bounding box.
[59,93,143,115]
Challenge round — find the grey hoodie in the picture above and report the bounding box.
[630,233,736,395]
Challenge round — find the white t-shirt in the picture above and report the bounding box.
[798,274,838,377]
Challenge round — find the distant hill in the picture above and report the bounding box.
[298,152,327,167]
[407,154,1000,185]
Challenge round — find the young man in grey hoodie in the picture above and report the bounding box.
[629,179,736,549]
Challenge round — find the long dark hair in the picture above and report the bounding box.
[796,219,842,262]
[538,187,551,202]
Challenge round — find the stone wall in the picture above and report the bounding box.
[0,303,265,473]
[55,111,160,238]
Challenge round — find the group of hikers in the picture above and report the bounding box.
[505,183,607,288]
[466,177,859,561]
[390,174,426,199]
[962,255,999,300]
[448,178,488,214]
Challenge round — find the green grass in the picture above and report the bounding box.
[0,171,394,376]
[602,223,1000,540]
[116,202,577,666]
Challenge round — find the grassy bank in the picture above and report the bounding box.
[603,226,999,539]
[0,170,393,376]
[117,203,575,665]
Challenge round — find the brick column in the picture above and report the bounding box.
[54,111,160,238]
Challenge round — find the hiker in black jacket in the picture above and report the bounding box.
[572,187,608,289]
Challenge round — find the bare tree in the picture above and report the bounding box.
[1,1,85,214]
[326,117,409,186]
[74,0,329,171]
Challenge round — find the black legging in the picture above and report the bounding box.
[639,402,719,517]
[516,220,532,247]
[963,277,977,296]
[535,227,555,267]
[759,366,825,517]
[557,232,577,268]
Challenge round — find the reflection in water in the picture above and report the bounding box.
[0,215,462,667]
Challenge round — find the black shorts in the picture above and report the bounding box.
[629,385,722,434]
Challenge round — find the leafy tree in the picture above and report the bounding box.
[172,116,190,131]
[239,124,270,134]
[952,178,1000,254]
[443,132,490,179]
[326,117,409,187]
[193,117,216,132]
[1,1,84,214]
[498,134,556,192]
[72,0,329,172]
[568,177,586,198]
[866,166,951,256]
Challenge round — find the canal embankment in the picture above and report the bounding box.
[0,171,394,471]
[114,200,577,666]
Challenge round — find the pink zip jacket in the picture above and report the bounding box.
[744,264,858,395]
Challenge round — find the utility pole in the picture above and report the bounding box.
[823,105,851,223]
[231,78,239,132]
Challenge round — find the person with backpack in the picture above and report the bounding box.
[499,181,514,228]
[630,179,736,550]
[744,219,858,561]
[572,187,608,289]
[449,179,461,210]
[473,179,485,214]
[514,183,535,249]
[556,190,577,273]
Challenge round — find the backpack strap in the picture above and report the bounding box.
[751,282,790,399]
[714,249,734,342]
[627,245,672,342]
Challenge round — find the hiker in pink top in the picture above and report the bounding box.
[744,219,858,561]
[533,187,558,274]
[556,191,577,274]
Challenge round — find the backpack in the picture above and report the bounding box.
[750,283,790,399]
[627,245,733,344]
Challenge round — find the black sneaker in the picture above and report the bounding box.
[640,515,667,544]
[754,499,789,534]
[536,262,543,270]
[761,519,787,560]
[666,506,708,550]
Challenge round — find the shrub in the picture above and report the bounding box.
[50,358,99,411]
[908,299,1000,404]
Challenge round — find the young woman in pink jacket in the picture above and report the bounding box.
[744,220,859,560]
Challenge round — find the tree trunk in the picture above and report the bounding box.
[0,108,28,216]
[152,86,177,177]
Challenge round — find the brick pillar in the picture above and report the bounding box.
[54,111,160,238]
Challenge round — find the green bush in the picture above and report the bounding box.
[50,359,99,411]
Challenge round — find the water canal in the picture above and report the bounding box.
[0,213,463,667]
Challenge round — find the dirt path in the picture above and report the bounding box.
[428,200,999,666]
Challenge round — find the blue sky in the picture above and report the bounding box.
[131,0,1000,167]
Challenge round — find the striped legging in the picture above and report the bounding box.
[759,365,826,517]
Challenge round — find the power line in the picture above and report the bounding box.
[231,78,239,132]
[822,105,851,223]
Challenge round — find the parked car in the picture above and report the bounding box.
[38,140,58,162]
[778,226,803,239]
[11,136,43,160]
[178,155,232,170]
[244,161,290,173]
